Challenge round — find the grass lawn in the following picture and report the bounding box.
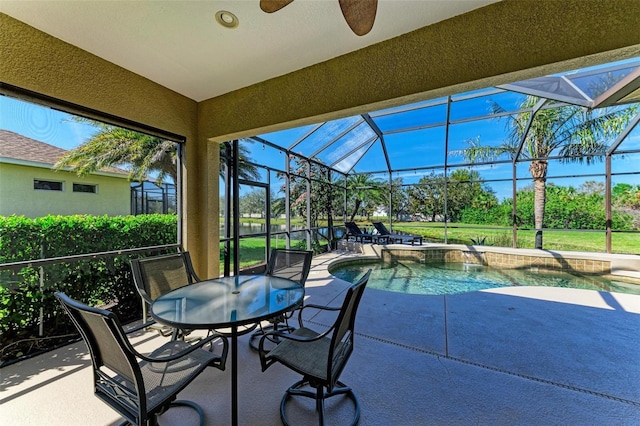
[387,222,640,254]
[223,220,639,271]
[220,236,308,271]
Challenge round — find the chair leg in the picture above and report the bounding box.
[316,386,325,425]
[119,400,204,426]
[280,379,360,426]
[154,400,205,426]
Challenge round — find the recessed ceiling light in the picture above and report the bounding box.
[215,11,239,29]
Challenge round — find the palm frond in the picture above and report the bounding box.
[54,123,179,184]
[450,136,517,162]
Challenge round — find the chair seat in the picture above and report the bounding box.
[107,341,219,414]
[268,327,331,381]
[146,340,219,373]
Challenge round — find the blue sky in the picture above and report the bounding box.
[2,69,639,202]
[248,96,640,200]
[0,96,97,150]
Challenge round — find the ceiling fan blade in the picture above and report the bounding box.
[260,0,294,14]
[339,0,377,36]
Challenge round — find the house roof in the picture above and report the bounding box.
[0,130,129,176]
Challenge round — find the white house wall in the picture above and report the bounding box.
[0,163,130,218]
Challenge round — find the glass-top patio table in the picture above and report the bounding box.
[150,275,305,426]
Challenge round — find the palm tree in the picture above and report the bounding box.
[55,121,259,184]
[454,96,637,249]
[346,174,384,222]
[219,141,260,181]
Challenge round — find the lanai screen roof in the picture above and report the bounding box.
[251,58,640,177]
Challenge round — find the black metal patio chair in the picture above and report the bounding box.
[372,221,422,245]
[55,292,228,426]
[130,252,201,338]
[258,269,371,426]
[131,251,257,339]
[249,248,313,351]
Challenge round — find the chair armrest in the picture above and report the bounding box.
[124,319,157,335]
[134,332,228,363]
[297,303,340,327]
[261,329,327,344]
[300,303,341,312]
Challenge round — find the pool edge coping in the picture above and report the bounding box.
[332,242,640,281]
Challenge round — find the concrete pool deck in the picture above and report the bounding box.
[2,250,639,425]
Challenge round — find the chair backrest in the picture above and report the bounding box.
[130,252,200,304]
[266,249,313,287]
[344,222,363,236]
[327,269,371,386]
[372,221,390,235]
[54,292,145,412]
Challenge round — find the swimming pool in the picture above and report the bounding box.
[330,260,640,296]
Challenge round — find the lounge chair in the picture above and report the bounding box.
[372,221,422,246]
[344,222,388,244]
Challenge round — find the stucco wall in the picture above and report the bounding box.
[0,13,210,275]
[0,163,130,218]
[198,0,640,143]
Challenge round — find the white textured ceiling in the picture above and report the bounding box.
[0,0,498,101]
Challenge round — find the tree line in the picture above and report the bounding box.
[54,95,639,239]
[239,164,639,231]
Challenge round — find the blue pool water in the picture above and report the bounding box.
[330,260,640,296]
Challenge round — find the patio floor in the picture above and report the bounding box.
[2,250,639,425]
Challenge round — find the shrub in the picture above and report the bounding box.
[0,214,177,364]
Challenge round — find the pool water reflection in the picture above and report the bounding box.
[330,260,640,296]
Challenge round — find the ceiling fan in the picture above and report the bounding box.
[260,0,378,36]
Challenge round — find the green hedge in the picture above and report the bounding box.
[460,196,635,230]
[0,214,177,364]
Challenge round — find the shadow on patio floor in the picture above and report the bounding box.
[2,252,639,425]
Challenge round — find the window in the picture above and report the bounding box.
[73,183,97,194]
[34,179,63,191]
